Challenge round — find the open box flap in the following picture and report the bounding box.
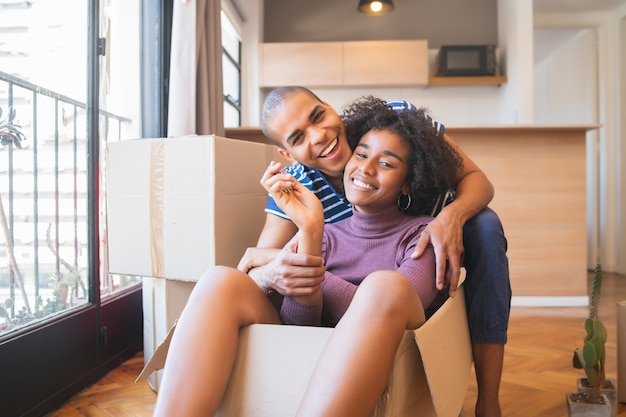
[415,281,473,417]
[136,321,176,383]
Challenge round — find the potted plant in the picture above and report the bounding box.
[567,263,616,417]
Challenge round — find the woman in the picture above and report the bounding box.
[152,97,462,417]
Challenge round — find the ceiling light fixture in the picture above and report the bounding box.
[358,0,394,15]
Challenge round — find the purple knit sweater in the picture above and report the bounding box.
[280,206,438,326]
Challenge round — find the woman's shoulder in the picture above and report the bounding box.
[401,214,434,227]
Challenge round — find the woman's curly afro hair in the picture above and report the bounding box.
[342,96,463,216]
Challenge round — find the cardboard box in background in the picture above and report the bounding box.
[139,284,473,417]
[106,135,284,281]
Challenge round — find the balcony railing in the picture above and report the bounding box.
[0,70,133,334]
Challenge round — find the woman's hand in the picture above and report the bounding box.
[261,161,324,233]
[260,162,325,305]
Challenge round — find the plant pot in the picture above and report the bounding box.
[577,378,617,417]
[566,392,611,417]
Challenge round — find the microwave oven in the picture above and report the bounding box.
[437,45,496,76]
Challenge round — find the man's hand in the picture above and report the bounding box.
[238,247,281,273]
[412,209,464,296]
[261,250,326,298]
[254,236,325,301]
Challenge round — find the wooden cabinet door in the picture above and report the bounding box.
[342,40,428,86]
[260,42,343,87]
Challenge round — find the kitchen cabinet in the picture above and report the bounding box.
[260,42,343,87]
[260,40,429,87]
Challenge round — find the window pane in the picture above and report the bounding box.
[98,1,142,296]
[222,54,240,105]
[221,10,241,128]
[221,11,240,63]
[224,101,240,128]
[0,0,90,335]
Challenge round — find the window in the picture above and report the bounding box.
[0,1,147,415]
[221,9,241,128]
[0,0,141,338]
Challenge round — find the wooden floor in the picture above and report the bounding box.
[49,271,626,417]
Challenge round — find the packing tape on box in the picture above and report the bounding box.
[150,141,165,278]
[618,300,626,403]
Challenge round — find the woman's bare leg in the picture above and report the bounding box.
[296,271,426,417]
[153,266,281,417]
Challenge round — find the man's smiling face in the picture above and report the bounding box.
[268,90,352,183]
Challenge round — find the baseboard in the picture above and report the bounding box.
[511,296,589,307]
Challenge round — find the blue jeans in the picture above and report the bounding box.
[462,207,511,345]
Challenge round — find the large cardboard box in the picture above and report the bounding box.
[106,135,283,280]
[106,135,284,391]
[138,284,473,417]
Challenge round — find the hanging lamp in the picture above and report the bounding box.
[357,0,394,15]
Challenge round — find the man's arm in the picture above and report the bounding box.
[442,132,494,220]
[237,214,297,274]
[413,132,494,296]
[256,213,299,248]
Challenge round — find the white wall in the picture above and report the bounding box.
[303,85,507,126]
[532,27,599,268]
[533,29,596,125]
[498,0,535,124]
[534,4,626,273]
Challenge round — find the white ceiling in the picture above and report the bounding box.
[533,0,626,14]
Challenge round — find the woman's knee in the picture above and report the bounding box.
[357,272,415,311]
[191,265,279,324]
[193,265,255,299]
[354,272,424,328]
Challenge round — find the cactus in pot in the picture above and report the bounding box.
[572,263,607,403]
[567,263,616,417]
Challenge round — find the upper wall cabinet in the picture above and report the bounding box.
[260,42,344,87]
[260,40,429,88]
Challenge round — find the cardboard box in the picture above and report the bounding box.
[138,284,473,417]
[142,277,196,391]
[106,135,283,281]
[106,135,285,392]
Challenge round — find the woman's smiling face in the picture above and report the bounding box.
[343,129,411,214]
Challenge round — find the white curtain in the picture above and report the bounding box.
[167,0,224,137]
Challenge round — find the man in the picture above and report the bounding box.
[239,86,511,417]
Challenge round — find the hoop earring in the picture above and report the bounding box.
[397,194,411,211]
